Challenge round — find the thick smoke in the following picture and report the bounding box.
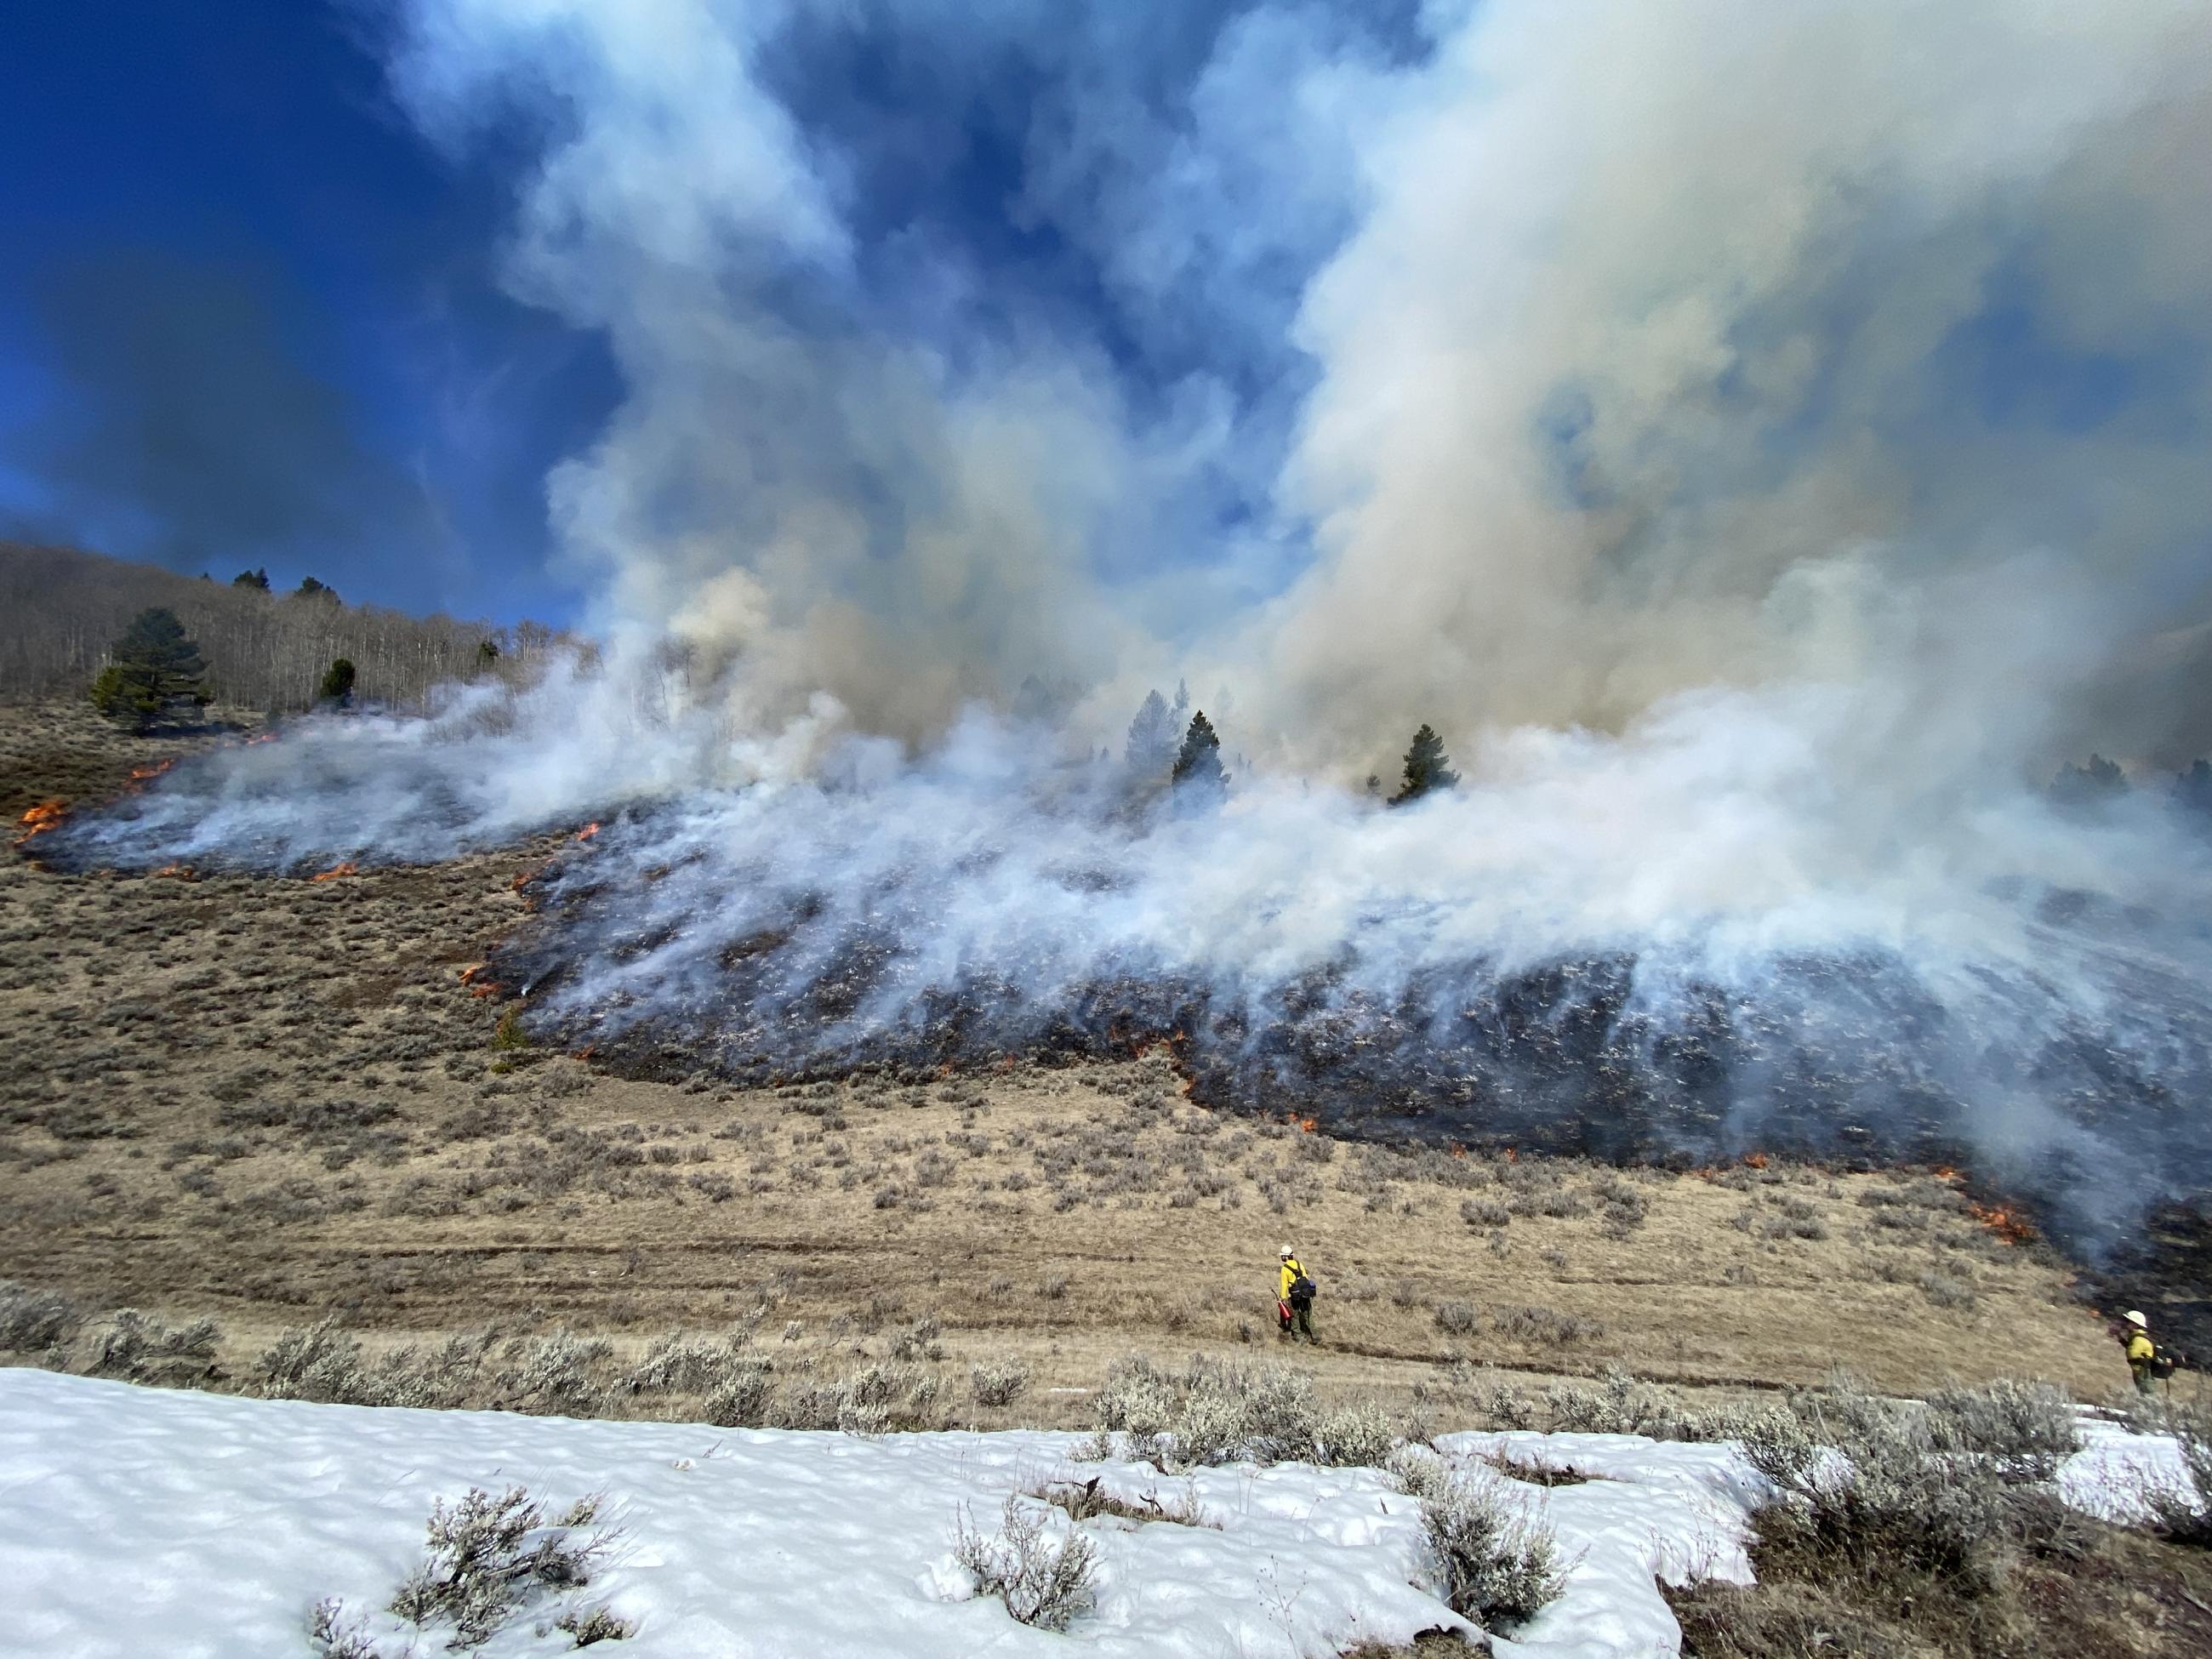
[1241,0,2212,772]
[36,4,2212,1253]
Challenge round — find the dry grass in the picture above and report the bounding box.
[0,701,2135,1424]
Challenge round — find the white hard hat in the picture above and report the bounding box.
[1280,1245,1293,1259]
[2125,1309,2149,1328]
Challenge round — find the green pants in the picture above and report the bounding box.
[1288,1302,1314,1342]
[2133,1365,2157,1396]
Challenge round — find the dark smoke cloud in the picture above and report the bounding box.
[17,248,448,594]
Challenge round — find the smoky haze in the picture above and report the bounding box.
[31,3,2212,1259]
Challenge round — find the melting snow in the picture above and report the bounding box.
[1,1373,2189,1658]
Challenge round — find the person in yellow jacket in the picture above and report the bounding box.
[2123,1310,2159,1395]
[1277,1245,1315,1344]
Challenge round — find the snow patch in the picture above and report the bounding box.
[14,1373,2182,1657]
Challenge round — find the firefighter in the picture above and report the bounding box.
[2122,1309,2160,1395]
[1277,1245,1316,1344]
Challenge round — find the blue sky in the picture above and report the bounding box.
[0,0,1377,630]
[0,2,613,624]
[0,0,2205,772]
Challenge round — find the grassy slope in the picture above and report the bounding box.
[0,700,2133,1422]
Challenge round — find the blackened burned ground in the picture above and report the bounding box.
[2084,1200,2212,1366]
[493,837,2212,1291]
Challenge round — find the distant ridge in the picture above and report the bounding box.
[0,541,568,712]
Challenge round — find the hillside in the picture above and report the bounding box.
[0,699,2137,1419]
[0,541,565,714]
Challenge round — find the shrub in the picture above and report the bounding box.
[778,1360,942,1434]
[1460,1197,1510,1229]
[971,1361,1033,1408]
[1034,1474,1211,1527]
[704,1364,775,1428]
[258,1319,370,1402]
[385,1486,616,1649]
[1493,1305,1604,1346]
[88,1309,221,1382]
[1089,1355,1406,1470]
[1317,1401,1401,1468]
[556,1605,636,1646]
[1434,1300,1481,1337]
[0,1280,83,1353]
[2135,1400,2212,1548]
[955,1497,1097,1632]
[1422,1476,1567,1632]
[493,1328,610,1416]
[306,1599,382,1659]
[1925,1378,2078,1484]
[1739,1377,2015,1593]
[1386,1443,1455,1502]
[624,1331,754,1396]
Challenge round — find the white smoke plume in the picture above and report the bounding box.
[37,3,2212,1250]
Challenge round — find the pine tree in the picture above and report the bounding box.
[89,607,209,731]
[294,576,340,603]
[318,657,357,707]
[1389,723,1461,805]
[232,567,270,590]
[2050,755,2126,807]
[1171,710,1227,804]
[1125,688,1177,775]
[2176,760,2212,818]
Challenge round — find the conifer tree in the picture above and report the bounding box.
[89,607,209,731]
[2176,760,2212,818]
[318,657,357,707]
[1171,710,1228,803]
[231,567,270,590]
[294,576,340,603]
[1389,723,1461,805]
[1125,688,1177,775]
[2050,755,2126,807]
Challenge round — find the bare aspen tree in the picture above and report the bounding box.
[0,542,568,712]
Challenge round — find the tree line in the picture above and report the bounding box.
[0,541,564,716]
[2052,753,2212,818]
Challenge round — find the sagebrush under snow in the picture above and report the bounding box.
[4,1371,2191,1657]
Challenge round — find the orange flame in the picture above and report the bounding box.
[14,799,67,847]
[151,864,195,881]
[575,821,601,842]
[1742,1151,1770,1170]
[1292,1115,1319,1134]
[125,759,176,787]
[469,982,502,999]
[459,963,486,984]
[1967,1200,2037,1245]
[310,861,358,882]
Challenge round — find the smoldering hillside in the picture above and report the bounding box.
[18,1,2212,1344]
[29,676,2212,1287]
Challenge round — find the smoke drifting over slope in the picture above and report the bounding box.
[385,0,2212,772]
[32,6,2212,1256]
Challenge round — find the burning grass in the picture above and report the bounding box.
[0,697,2170,1411]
